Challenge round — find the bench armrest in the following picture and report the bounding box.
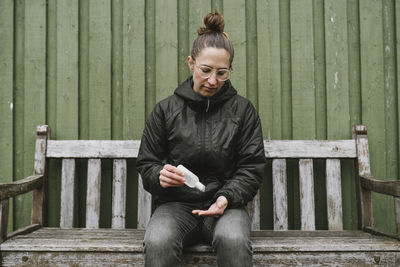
[359,175,400,197]
[0,174,44,201]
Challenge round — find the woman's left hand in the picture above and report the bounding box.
[192,196,228,217]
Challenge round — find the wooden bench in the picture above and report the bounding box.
[1,124,400,266]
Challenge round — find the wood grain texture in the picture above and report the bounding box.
[60,159,76,228]
[272,159,288,230]
[247,191,260,230]
[112,159,127,229]
[0,199,9,243]
[326,159,343,230]
[299,159,315,230]
[137,174,151,229]
[354,129,373,229]
[46,140,141,158]
[2,228,400,266]
[264,140,357,158]
[86,159,101,229]
[0,0,14,234]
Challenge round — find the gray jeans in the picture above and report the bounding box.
[143,202,253,267]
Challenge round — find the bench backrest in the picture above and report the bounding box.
[34,125,371,231]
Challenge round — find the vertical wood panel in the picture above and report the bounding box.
[86,159,101,229]
[145,0,156,118]
[123,0,146,140]
[299,159,315,230]
[290,0,316,139]
[257,0,282,140]
[177,0,189,84]
[88,0,111,140]
[14,0,26,230]
[0,0,14,233]
[112,159,127,229]
[360,0,395,233]
[246,0,258,107]
[155,0,178,102]
[313,0,326,140]
[111,0,124,140]
[56,0,79,139]
[223,0,246,97]
[326,159,343,230]
[15,0,47,229]
[272,159,288,230]
[137,174,152,229]
[60,159,76,228]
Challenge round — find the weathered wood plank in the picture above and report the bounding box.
[2,228,400,253]
[0,0,15,234]
[272,159,288,230]
[0,199,9,243]
[0,0,14,234]
[155,0,178,102]
[86,159,101,229]
[247,191,260,230]
[354,126,373,229]
[31,126,49,226]
[257,0,282,140]
[299,159,315,230]
[112,159,127,229]
[264,140,357,158]
[46,140,141,158]
[290,0,316,139]
[395,197,400,239]
[2,251,400,267]
[60,159,76,228]
[122,0,146,140]
[0,175,44,201]
[223,0,247,97]
[137,174,151,229]
[326,159,343,230]
[359,175,400,197]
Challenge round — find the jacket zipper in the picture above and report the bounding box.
[201,99,210,173]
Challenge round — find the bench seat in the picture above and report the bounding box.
[1,228,400,266]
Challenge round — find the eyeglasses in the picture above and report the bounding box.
[194,63,231,82]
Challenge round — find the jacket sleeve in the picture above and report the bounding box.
[136,103,168,195]
[214,102,267,208]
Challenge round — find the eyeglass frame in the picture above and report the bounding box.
[193,62,232,82]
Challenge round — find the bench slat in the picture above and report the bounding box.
[0,199,9,243]
[299,159,315,230]
[264,140,356,158]
[326,159,343,230]
[112,159,127,229]
[137,174,151,229]
[248,191,260,230]
[60,159,75,228]
[46,140,141,158]
[86,159,101,229]
[272,159,288,230]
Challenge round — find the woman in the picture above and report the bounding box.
[136,11,267,267]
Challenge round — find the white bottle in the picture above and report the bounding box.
[177,164,206,192]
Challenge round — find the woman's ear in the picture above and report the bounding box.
[187,56,195,72]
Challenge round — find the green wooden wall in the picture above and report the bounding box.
[1,0,399,233]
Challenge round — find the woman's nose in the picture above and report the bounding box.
[208,72,217,85]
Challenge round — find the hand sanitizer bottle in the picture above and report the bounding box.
[177,165,205,192]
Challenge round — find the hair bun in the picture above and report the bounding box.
[197,11,225,35]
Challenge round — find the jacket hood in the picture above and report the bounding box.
[174,76,237,112]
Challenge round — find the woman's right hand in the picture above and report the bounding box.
[159,164,185,188]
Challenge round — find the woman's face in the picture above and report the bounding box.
[188,47,231,98]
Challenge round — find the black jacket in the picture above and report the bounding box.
[136,77,267,209]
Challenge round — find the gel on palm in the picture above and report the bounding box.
[177,165,205,192]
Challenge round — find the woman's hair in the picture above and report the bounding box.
[191,11,234,68]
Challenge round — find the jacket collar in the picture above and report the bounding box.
[174,76,237,112]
